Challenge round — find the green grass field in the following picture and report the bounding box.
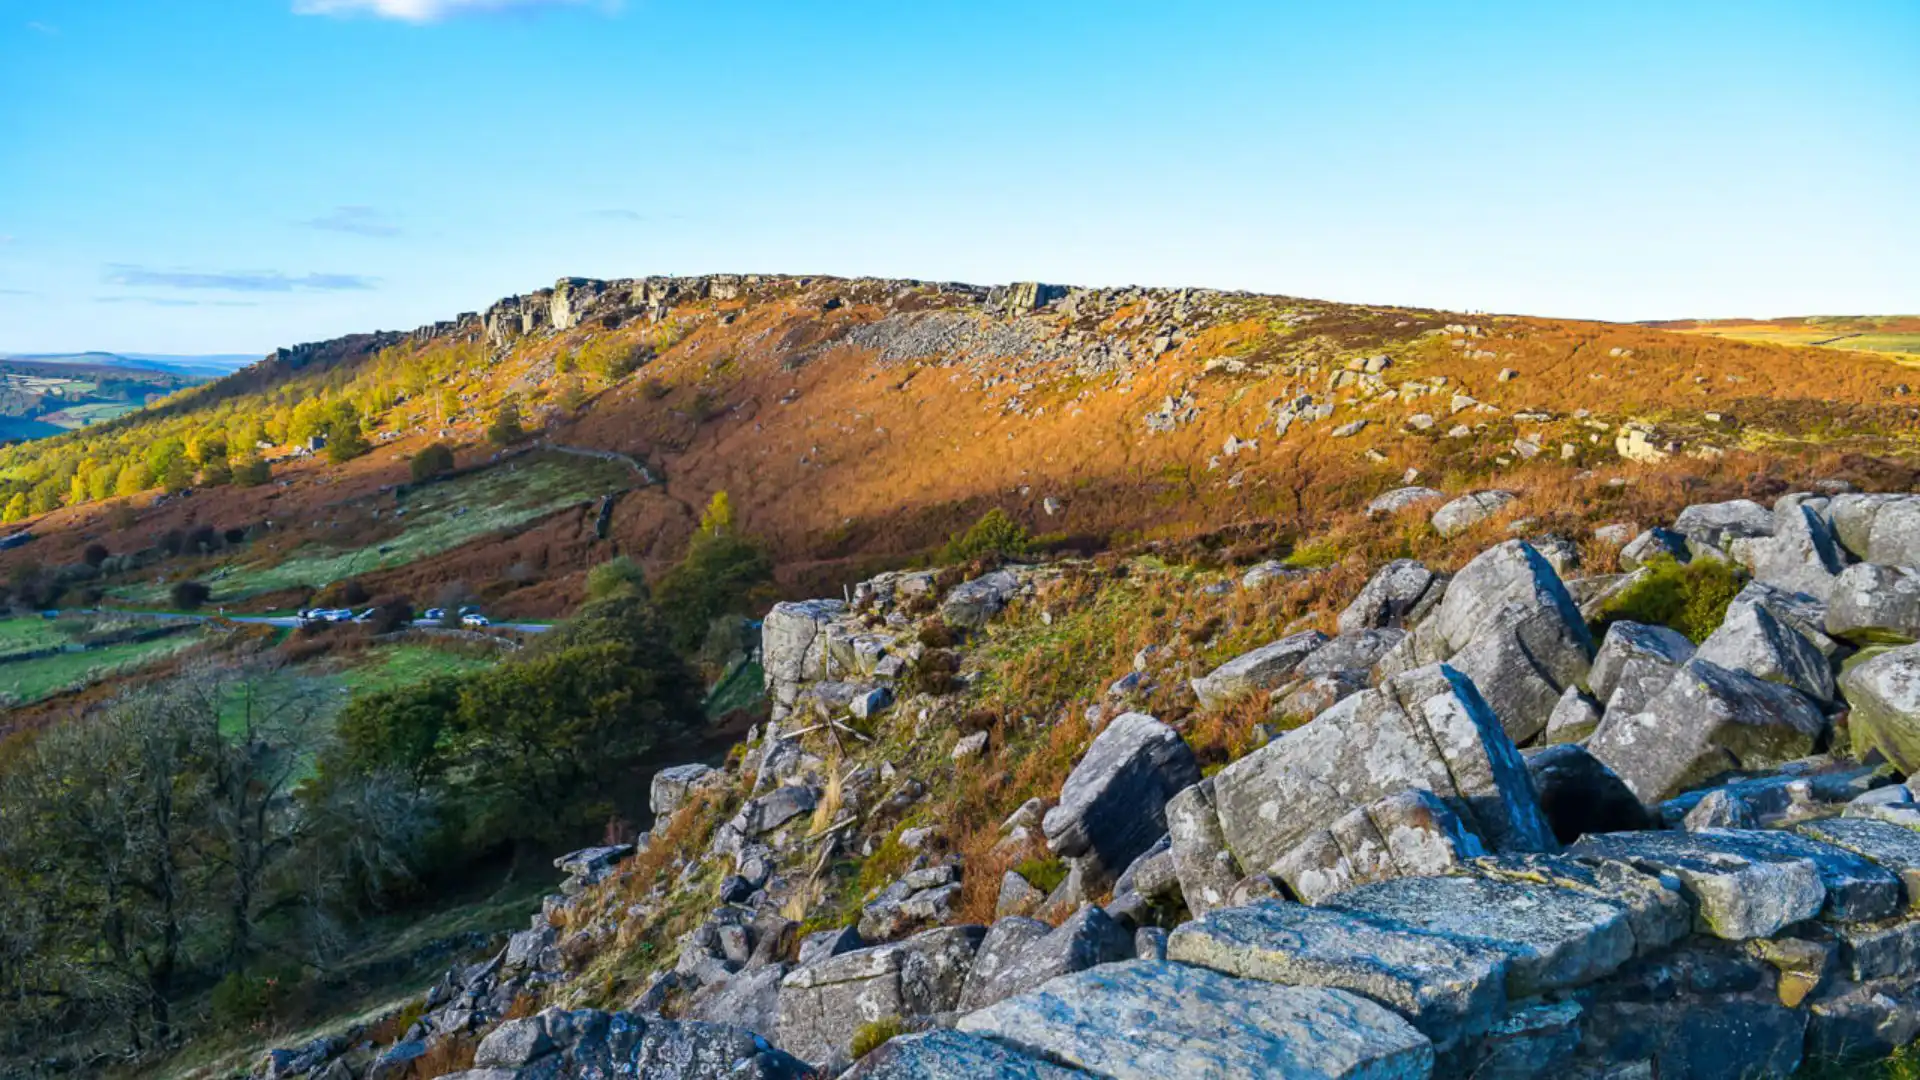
[0,616,75,659]
[0,629,203,705]
[354,640,498,693]
[112,452,632,605]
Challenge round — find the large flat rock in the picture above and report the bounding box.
[958,960,1433,1080]
[1467,853,1690,957]
[841,1028,1089,1079]
[1320,874,1636,997]
[1796,816,1920,905]
[1167,900,1507,1052]
[1570,830,1830,939]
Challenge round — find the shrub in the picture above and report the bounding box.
[487,402,526,446]
[81,543,109,568]
[232,455,272,486]
[652,493,773,652]
[850,1016,908,1060]
[1013,856,1068,895]
[1598,555,1744,644]
[170,580,211,610]
[326,422,369,463]
[411,443,456,483]
[902,649,961,697]
[585,555,649,602]
[916,618,958,649]
[940,508,1030,564]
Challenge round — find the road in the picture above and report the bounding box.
[72,609,552,634]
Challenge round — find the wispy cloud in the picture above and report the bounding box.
[0,288,32,297]
[96,296,260,308]
[591,208,645,222]
[292,0,610,22]
[104,265,377,292]
[25,21,58,35]
[302,205,401,237]
[0,235,15,245]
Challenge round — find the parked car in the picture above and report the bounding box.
[461,613,491,628]
[423,608,446,621]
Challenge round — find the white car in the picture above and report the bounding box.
[461,613,491,628]
[423,608,446,621]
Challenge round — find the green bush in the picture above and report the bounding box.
[487,401,526,446]
[940,508,1030,564]
[209,966,300,1029]
[1598,555,1744,644]
[1014,855,1068,895]
[585,555,649,602]
[850,1016,908,1060]
[652,493,773,652]
[411,443,456,482]
[170,580,211,609]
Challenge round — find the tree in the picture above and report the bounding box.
[116,461,152,496]
[170,580,212,609]
[584,555,648,602]
[486,401,525,446]
[325,419,369,463]
[232,455,271,487]
[162,455,195,494]
[410,443,455,483]
[651,491,774,652]
[328,676,465,788]
[83,542,110,568]
[1,492,25,524]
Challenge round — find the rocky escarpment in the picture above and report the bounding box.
[259,485,1920,1080]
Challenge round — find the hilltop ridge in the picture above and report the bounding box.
[3,270,1916,628]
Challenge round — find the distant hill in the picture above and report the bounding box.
[1644,315,1920,357]
[0,351,259,378]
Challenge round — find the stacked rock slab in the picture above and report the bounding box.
[1210,663,1556,880]
[1381,540,1594,744]
[1586,658,1828,805]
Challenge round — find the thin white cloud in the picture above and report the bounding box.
[104,265,377,292]
[302,205,401,238]
[292,0,608,21]
[0,235,15,245]
[25,21,58,35]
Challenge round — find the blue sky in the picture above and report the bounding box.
[1,0,1914,354]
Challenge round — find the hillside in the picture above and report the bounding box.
[0,356,205,445]
[9,276,1920,1080]
[2,274,1917,620]
[1650,315,1920,358]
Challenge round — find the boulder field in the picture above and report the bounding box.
[261,488,1920,1079]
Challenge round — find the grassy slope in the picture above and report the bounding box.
[0,625,203,705]
[2,277,1917,626]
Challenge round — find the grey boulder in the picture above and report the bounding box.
[1432,491,1517,537]
[1693,598,1836,704]
[956,906,1133,1011]
[1589,621,1694,717]
[1211,663,1555,878]
[957,959,1434,1080]
[1827,562,1920,644]
[1168,899,1508,1052]
[1338,560,1444,634]
[1586,658,1827,805]
[1041,712,1199,882]
[1191,631,1329,709]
